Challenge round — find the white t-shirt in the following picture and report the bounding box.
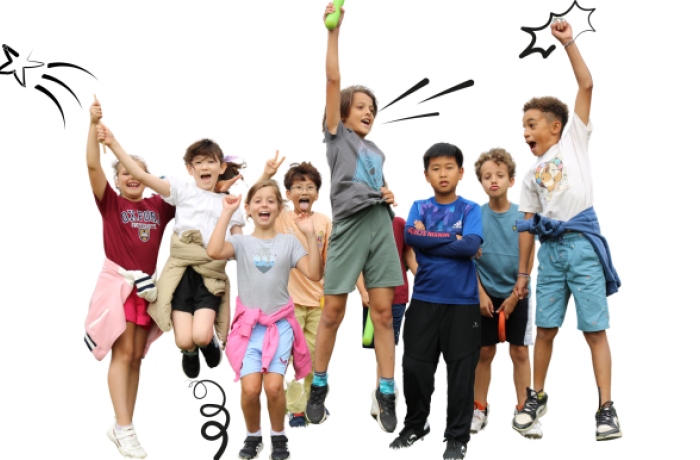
[163,175,246,248]
[519,113,594,222]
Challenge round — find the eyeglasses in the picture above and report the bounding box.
[290,185,317,193]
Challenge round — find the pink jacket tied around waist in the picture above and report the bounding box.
[85,258,163,361]
[226,297,311,382]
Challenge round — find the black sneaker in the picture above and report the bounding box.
[200,336,222,368]
[535,389,548,418]
[305,384,329,424]
[373,388,398,433]
[443,437,467,460]
[270,435,290,460]
[238,436,263,460]
[181,349,200,378]
[596,401,622,441]
[513,387,539,431]
[389,424,430,449]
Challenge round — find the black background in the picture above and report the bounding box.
[0,0,632,459]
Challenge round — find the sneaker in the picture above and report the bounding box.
[389,423,430,449]
[470,403,489,433]
[518,421,543,439]
[443,437,467,460]
[305,384,329,424]
[238,436,264,460]
[513,388,540,431]
[536,389,548,418]
[370,389,379,418]
[373,388,398,433]
[596,402,622,441]
[181,349,200,378]
[200,336,222,369]
[270,435,290,460]
[107,420,147,459]
[288,412,307,428]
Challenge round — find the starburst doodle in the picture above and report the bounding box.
[0,42,102,136]
[518,0,598,61]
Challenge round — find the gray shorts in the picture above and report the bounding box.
[324,204,404,295]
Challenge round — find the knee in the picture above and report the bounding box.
[321,308,344,329]
[479,346,496,364]
[264,380,285,400]
[536,327,558,343]
[510,346,529,364]
[129,353,144,371]
[241,383,262,402]
[583,330,606,346]
[113,345,135,365]
[175,336,194,351]
[192,330,213,348]
[370,306,393,329]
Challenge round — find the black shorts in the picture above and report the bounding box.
[402,298,481,363]
[480,294,531,347]
[171,266,221,314]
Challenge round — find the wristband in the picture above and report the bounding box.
[563,40,575,48]
[518,273,530,278]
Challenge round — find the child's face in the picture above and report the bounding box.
[245,186,282,230]
[187,154,227,192]
[479,160,514,200]
[523,109,561,157]
[116,163,146,200]
[425,156,463,196]
[286,178,318,214]
[342,93,375,138]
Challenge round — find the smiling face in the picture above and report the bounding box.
[523,109,561,157]
[479,160,514,200]
[187,154,227,192]
[115,163,146,201]
[286,178,318,214]
[342,92,375,138]
[245,185,283,231]
[425,156,463,198]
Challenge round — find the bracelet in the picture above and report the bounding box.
[518,273,530,278]
[563,40,574,48]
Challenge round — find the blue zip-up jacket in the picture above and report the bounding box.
[516,206,621,296]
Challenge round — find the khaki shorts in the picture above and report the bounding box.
[324,204,404,295]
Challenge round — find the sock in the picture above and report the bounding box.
[536,389,545,400]
[312,371,328,387]
[474,401,486,412]
[115,423,132,432]
[379,377,395,395]
[271,428,286,437]
[246,429,262,437]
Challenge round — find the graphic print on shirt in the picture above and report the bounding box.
[535,152,570,202]
[418,199,472,234]
[253,247,275,274]
[120,209,161,243]
[352,140,383,191]
[317,231,325,251]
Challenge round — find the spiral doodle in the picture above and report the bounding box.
[190,380,230,460]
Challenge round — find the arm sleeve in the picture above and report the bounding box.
[405,201,457,249]
[567,112,593,156]
[422,205,483,258]
[95,181,117,216]
[291,237,309,269]
[162,175,184,206]
[518,169,543,214]
[156,195,176,225]
[229,205,246,227]
[224,234,242,261]
[323,120,345,143]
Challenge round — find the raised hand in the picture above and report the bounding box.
[96,123,115,147]
[551,19,573,44]
[263,150,286,178]
[222,194,242,213]
[90,96,102,125]
[323,1,345,28]
[216,174,242,193]
[295,212,316,238]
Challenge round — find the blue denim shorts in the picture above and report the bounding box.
[240,319,293,378]
[536,233,609,332]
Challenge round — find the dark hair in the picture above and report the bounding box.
[322,85,378,132]
[283,162,322,191]
[183,139,224,165]
[423,143,464,170]
[523,97,569,134]
[219,160,247,182]
[474,148,517,180]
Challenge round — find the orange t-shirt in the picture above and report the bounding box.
[275,209,332,307]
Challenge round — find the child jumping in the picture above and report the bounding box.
[86,98,175,458]
[470,148,540,438]
[513,20,622,441]
[97,124,246,379]
[207,180,323,460]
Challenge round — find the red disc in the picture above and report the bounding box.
[498,311,506,343]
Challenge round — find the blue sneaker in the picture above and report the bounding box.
[288,412,307,428]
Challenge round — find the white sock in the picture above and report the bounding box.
[271,428,286,437]
[246,429,262,437]
[115,423,132,432]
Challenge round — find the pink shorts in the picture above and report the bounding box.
[124,288,152,329]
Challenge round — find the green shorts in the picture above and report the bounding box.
[324,204,404,295]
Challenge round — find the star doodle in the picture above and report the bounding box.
[519,1,596,59]
[0,45,45,87]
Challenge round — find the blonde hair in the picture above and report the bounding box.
[245,180,287,217]
[112,156,150,191]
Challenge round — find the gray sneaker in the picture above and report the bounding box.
[305,384,329,424]
[596,402,622,441]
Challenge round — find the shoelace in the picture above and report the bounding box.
[378,393,396,412]
[521,393,538,416]
[309,387,325,406]
[596,403,615,426]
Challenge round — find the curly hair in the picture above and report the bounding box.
[523,97,569,134]
[284,162,322,191]
[322,85,378,132]
[474,148,516,181]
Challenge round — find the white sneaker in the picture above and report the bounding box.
[470,404,489,433]
[518,421,543,439]
[107,420,148,458]
[370,389,379,418]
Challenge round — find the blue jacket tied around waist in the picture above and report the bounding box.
[516,207,621,297]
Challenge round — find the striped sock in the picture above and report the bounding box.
[312,371,328,386]
[379,377,395,395]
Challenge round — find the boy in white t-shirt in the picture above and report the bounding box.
[513,21,622,441]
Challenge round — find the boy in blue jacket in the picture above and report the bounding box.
[513,20,621,441]
[390,143,482,460]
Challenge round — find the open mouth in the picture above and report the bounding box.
[528,141,537,152]
[201,174,212,182]
[361,118,371,127]
[299,199,310,212]
[258,211,270,220]
[127,181,140,189]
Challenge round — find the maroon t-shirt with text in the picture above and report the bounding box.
[95,182,176,275]
[392,217,411,304]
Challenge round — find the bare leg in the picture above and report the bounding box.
[313,294,348,373]
[126,325,149,421]
[192,308,217,347]
[474,345,496,405]
[368,287,395,380]
[172,311,195,351]
[375,363,380,388]
[510,344,531,407]
[584,330,612,404]
[241,373,263,433]
[108,322,136,426]
[533,327,558,392]
[263,374,286,432]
